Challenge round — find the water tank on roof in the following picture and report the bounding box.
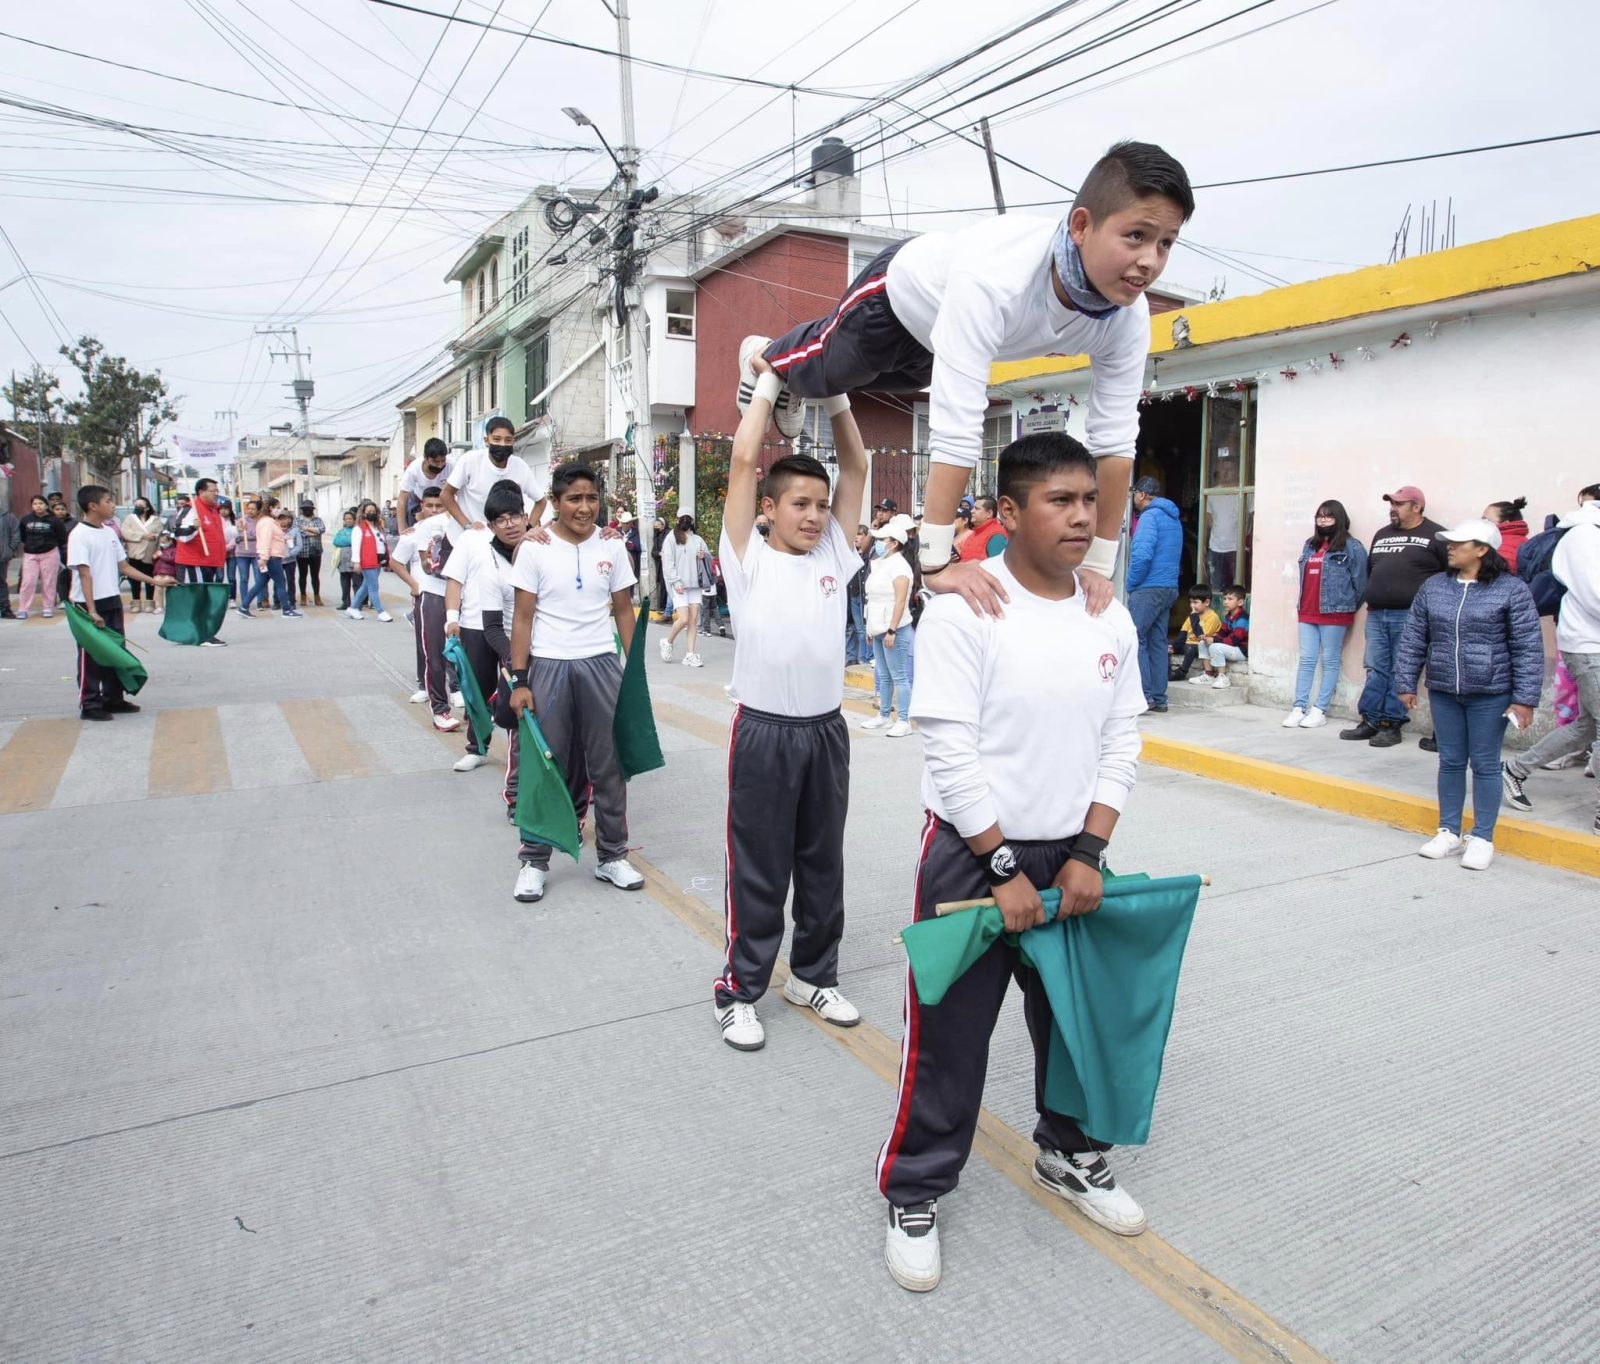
[810,137,854,183]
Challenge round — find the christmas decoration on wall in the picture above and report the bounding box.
[1391,332,1412,348]
[1280,365,1299,381]
[1329,351,1345,369]
[1305,356,1323,375]
[1357,346,1376,361]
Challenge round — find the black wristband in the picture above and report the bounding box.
[1065,847,1104,873]
[510,668,529,689]
[1067,832,1108,873]
[977,842,1021,886]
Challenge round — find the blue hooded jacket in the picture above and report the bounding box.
[1127,497,1183,592]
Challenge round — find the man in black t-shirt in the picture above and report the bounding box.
[1341,484,1448,748]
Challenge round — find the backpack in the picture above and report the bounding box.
[1516,525,1568,617]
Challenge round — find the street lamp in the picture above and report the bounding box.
[562,105,627,178]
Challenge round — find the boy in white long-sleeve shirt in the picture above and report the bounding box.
[738,141,1192,614]
[874,431,1147,1294]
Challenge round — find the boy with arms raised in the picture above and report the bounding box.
[713,363,867,1051]
[876,432,1146,1293]
[740,141,1192,614]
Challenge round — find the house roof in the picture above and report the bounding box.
[689,218,910,282]
[446,233,506,283]
[990,213,1600,386]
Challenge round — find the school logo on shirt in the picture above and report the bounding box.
[1098,652,1119,682]
[596,559,613,577]
[819,575,838,598]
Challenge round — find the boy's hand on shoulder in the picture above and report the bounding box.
[1078,569,1115,617]
[926,560,1009,618]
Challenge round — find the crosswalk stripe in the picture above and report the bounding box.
[336,693,448,772]
[278,697,381,783]
[0,719,80,815]
[54,710,153,809]
[217,701,316,790]
[148,709,230,799]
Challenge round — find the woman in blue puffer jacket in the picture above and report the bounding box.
[1394,517,1543,871]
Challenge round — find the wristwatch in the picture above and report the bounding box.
[982,842,1021,886]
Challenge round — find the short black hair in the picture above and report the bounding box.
[1579,483,1600,501]
[550,462,597,498]
[77,484,112,511]
[996,431,1096,507]
[1223,584,1247,599]
[483,478,525,523]
[195,478,217,494]
[1188,583,1212,601]
[423,437,449,460]
[420,485,442,500]
[975,495,998,515]
[485,415,515,438]
[1488,496,1528,522]
[1075,140,1194,223]
[763,453,830,503]
[1311,499,1351,553]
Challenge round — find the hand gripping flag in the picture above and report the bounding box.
[158,582,230,646]
[441,635,495,750]
[612,605,664,780]
[64,603,148,695]
[515,711,582,861]
[898,873,1202,1147]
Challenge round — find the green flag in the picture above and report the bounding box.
[442,635,495,749]
[158,582,230,646]
[515,711,582,861]
[64,603,149,695]
[613,605,665,780]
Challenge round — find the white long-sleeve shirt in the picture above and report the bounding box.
[911,555,1144,840]
[1553,505,1600,654]
[886,215,1150,470]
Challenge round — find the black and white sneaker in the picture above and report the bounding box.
[715,999,765,1051]
[885,1200,941,1292]
[1501,761,1533,813]
[1033,1148,1146,1235]
[735,335,806,436]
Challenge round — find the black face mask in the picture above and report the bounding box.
[487,443,513,461]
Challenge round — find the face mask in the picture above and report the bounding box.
[1050,221,1118,320]
[487,443,513,460]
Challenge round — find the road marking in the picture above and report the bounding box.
[0,719,80,815]
[628,849,1329,1364]
[278,697,382,782]
[148,709,229,799]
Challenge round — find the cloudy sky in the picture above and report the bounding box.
[1,0,1596,447]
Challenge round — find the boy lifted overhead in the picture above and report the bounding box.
[739,140,1193,611]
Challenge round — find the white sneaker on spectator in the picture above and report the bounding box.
[886,720,915,737]
[1187,674,1212,686]
[860,715,892,730]
[1211,673,1231,689]
[409,690,427,704]
[683,653,704,668]
[1461,836,1495,871]
[376,611,393,622]
[1299,708,1329,728]
[453,753,487,773]
[1418,828,1464,859]
[1282,708,1307,728]
[346,608,363,620]
[659,638,673,662]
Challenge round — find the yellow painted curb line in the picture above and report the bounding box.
[1142,736,1598,878]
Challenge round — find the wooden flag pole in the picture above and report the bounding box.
[892,876,1211,945]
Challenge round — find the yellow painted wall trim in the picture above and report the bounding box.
[992,213,1600,386]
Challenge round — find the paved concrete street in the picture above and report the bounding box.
[2,605,1597,1362]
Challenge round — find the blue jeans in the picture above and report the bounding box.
[245,558,291,613]
[232,555,256,603]
[1128,586,1178,704]
[352,566,384,613]
[1357,608,1411,727]
[1430,690,1511,840]
[1294,622,1348,711]
[846,595,871,664]
[872,626,914,720]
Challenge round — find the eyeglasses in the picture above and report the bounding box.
[490,513,523,528]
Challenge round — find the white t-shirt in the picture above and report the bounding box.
[443,528,518,630]
[511,528,637,660]
[887,216,1149,467]
[392,512,452,596]
[445,449,543,526]
[721,517,860,716]
[864,552,913,634]
[912,555,1145,841]
[66,523,127,603]
[402,457,454,502]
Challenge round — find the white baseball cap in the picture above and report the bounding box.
[1435,517,1502,551]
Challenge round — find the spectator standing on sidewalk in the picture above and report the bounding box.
[660,514,710,666]
[861,513,919,737]
[1483,497,1530,572]
[296,503,325,607]
[16,495,66,619]
[1125,475,1181,712]
[1284,500,1367,728]
[332,510,356,609]
[0,500,20,619]
[956,496,1008,562]
[846,524,873,665]
[346,506,392,621]
[236,499,260,610]
[119,499,162,614]
[1341,485,1447,749]
[1396,518,1543,870]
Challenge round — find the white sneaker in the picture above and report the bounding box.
[658,638,673,663]
[453,753,488,772]
[1187,674,1212,686]
[1033,1148,1146,1236]
[735,335,773,415]
[1461,835,1495,871]
[450,691,465,709]
[513,865,546,902]
[377,611,393,622]
[715,999,765,1051]
[432,713,462,732]
[346,608,363,620]
[860,715,892,730]
[1418,828,1464,859]
[886,720,915,738]
[1299,708,1329,728]
[782,975,860,1027]
[1211,673,1231,689]
[683,653,704,668]
[594,859,645,891]
[885,1201,941,1292]
[409,689,427,704]
[1282,708,1307,728]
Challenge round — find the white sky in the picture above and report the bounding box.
[1,0,1596,445]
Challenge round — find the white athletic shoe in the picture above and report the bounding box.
[736,334,807,437]
[782,975,860,1027]
[683,652,704,668]
[1211,673,1231,689]
[1418,828,1464,859]
[886,720,915,738]
[659,638,673,663]
[1299,708,1329,728]
[1033,1148,1147,1235]
[594,859,645,891]
[453,753,488,773]
[377,611,393,622]
[1282,708,1307,728]
[450,690,465,709]
[346,608,363,620]
[885,1201,942,1292]
[1461,835,1496,871]
[1187,673,1212,686]
[716,999,765,1051]
[860,715,892,730]
[513,865,546,903]
[409,689,427,704]
[432,713,462,732]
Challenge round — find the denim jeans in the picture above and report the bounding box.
[846,594,871,664]
[1430,690,1511,840]
[351,566,384,613]
[872,626,914,720]
[1128,587,1178,704]
[1357,607,1411,727]
[1294,622,1348,711]
[245,558,291,613]
[180,564,221,585]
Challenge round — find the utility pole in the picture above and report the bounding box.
[978,118,1006,215]
[256,327,313,505]
[215,408,239,498]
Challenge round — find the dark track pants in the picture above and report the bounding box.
[876,816,1105,1209]
[75,596,125,716]
[762,242,932,399]
[414,591,454,718]
[715,705,850,1007]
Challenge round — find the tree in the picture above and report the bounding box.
[1,364,69,460]
[59,336,180,487]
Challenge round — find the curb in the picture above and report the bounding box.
[1141,735,1598,878]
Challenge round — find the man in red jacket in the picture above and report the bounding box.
[172,477,229,646]
[956,496,1008,562]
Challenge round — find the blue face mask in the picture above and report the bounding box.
[1051,220,1118,320]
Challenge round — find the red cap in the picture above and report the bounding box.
[1383,485,1425,508]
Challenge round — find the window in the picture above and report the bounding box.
[797,404,834,455]
[851,247,880,282]
[510,228,530,306]
[914,405,1010,496]
[525,331,550,420]
[476,365,486,414]
[477,269,486,317]
[1198,388,1257,591]
[490,258,500,305]
[665,289,696,338]
[463,370,473,430]
[489,358,498,412]
[442,398,455,447]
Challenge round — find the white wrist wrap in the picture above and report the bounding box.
[752,372,782,406]
[1081,536,1119,578]
[918,522,956,572]
[820,393,851,416]
[446,609,461,624]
